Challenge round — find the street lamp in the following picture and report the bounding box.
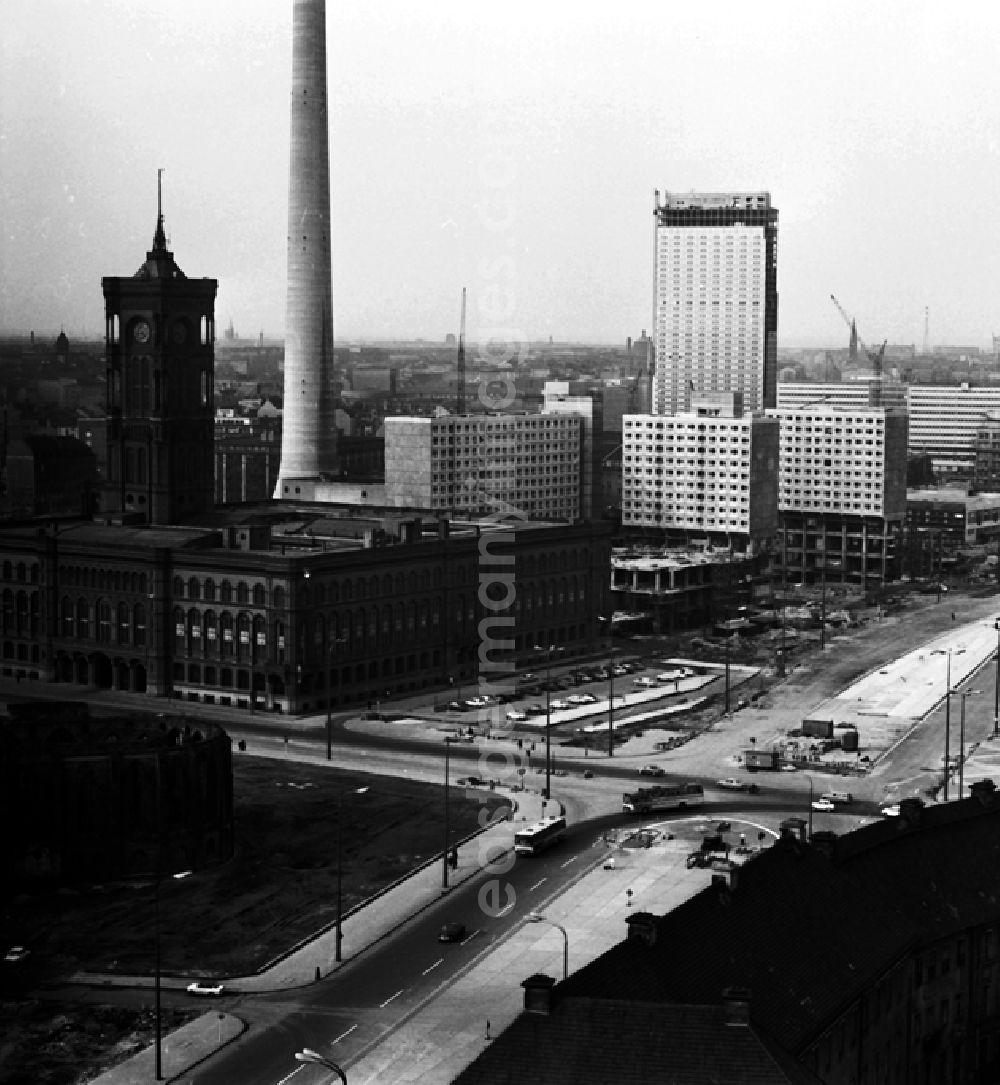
[724,636,731,715]
[442,735,461,891]
[335,786,369,963]
[533,644,554,800]
[154,869,191,1081]
[944,649,953,802]
[993,620,1000,737]
[607,643,616,757]
[526,912,569,980]
[953,688,982,801]
[295,1048,347,1084]
[805,775,814,838]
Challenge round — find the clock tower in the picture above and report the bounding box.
[102,182,218,524]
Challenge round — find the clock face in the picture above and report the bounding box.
[172,321,187,344]
[133,321,151,344]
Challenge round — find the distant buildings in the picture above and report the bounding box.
[651,191,778,416]
[906,385,1000,479]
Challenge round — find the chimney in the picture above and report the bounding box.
[899,796,925,827]
[722,986,751,1027]
[625,911,658,946]
[521,973,556,1015]
[809,830,838,859]
[970,779,998,806]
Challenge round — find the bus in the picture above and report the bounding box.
[513,815,567,855]
[622,782,705,815]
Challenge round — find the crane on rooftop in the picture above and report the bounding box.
[830,294,887,407]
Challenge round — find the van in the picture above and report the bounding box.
[821,791,853,805]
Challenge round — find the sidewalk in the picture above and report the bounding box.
[85,784,550,1083]
[341,820,745,1083]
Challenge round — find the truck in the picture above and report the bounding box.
[743,748,780,772]
[622,781,705,814]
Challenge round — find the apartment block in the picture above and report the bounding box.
[383,413,582,522]
[622,392,779,546]
[768,406,908,585]
[777,379,907,413]
[651,191,778,416]
[906,385,1000,478]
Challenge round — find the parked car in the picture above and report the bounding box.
[465,696,490,708]
[686,851,714,869]
[639,765,666,777]
[811,798,836,812]
[438,922,467,943]
[506,709,527,721]
[4,946,29,963]
[550,699,571,710]
[567,693,597,705]
[186,981,224,997]
[582,770,594,779]
[632,676,657,688]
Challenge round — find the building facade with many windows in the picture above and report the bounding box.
[621,392,779,547]
[767,406,908,586]
[651,191,778,416]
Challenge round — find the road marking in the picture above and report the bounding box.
[380,989,404,1008]
[275,1066,306,1085]
[422,958,443,975]
[529,878,547,891]
[332,1024,357,1045]
[460,929,480,946]
[561,857,576,868]
[497,900,515,918]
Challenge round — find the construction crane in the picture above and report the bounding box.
[456,287,467,414]
[830,294,887,407]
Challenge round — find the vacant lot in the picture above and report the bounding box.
[0,756,508,1084]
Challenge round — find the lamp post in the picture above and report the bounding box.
[295,1048,348,1084]
[819,564,827,650]
[442,735,460,891]
[806,775,814,838]
[724,636,731,715]
[607,643,616,757]
[527,912,569,980]
[994,620,1000,737]
[335,786,369,963]
[534,644,554,800]
[944,650,952,802]
[954,689,982,801]
[154,869,191,1081]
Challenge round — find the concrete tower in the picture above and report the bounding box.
[275,0,338,496]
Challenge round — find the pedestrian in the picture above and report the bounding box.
[485,1019,491,1041]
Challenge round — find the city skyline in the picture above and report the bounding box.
[2,1,999,348]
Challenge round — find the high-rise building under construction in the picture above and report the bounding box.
[651,191,778,416]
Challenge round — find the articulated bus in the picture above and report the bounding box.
[513,815,568,855]
[622,782,705,815]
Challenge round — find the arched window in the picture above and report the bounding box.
[203,609,217,653]
[117,602,130,644]
[187,577,201,601]
[237,612,252,661]
[220,580,233,604]
[76,598,90,639]
[187,607,201,652]
[236,582,249,605]
[62,595,73,637]
[134,603,147,647]
[173,576,185,598]
[220,611,234,657]
[273,585,286,609]
[252,583,266,606]
[204,578,216,602]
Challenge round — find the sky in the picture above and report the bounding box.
[2,0,999,349]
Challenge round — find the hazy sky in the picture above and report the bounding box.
[2,1,999,348]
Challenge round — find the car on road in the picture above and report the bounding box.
[4,946,29,963]
[506,709,527,721]
[632,676,657,688]
[881,803,901,817]
[438,922,467,943]
[456,776,485,787]
[524,703,546,716]
[639,765,666,777]
[717,777,753,791]
[582,770,594,779]
[811,798,836,812]
[464,696,490,708]
[520,673,537,682]
[550,699,572,710]
[186,981,224,997]
[567,693,597,705]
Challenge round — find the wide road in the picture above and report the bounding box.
[172,795,816,1085]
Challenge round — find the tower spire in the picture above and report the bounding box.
[153,168,168,252]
